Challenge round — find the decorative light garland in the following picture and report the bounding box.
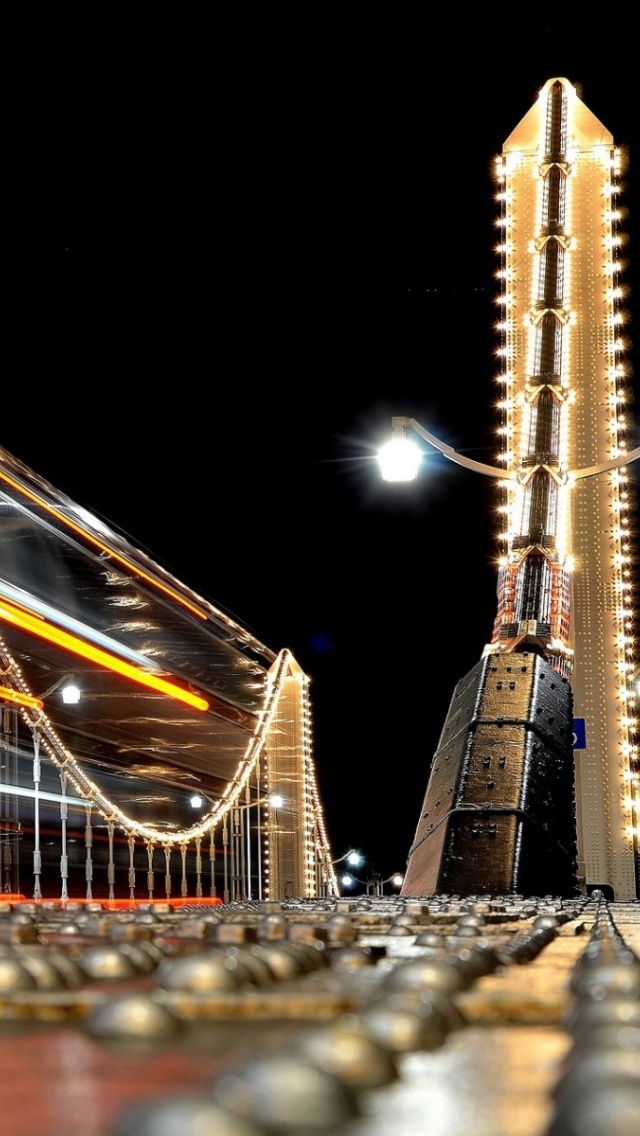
[0,635,292,846]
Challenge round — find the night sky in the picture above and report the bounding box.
[7,40,638,885]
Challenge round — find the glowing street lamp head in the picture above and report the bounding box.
[61,680,81,705]
[378,435,422,482]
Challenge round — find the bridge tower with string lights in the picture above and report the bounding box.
[400,78,639,900]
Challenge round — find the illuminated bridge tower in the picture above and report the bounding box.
[492,78,638,900]
[402,78,638,900]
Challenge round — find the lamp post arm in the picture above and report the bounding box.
[393,418,640,483]
[571,447,640,480]
[332,849,362,866]
[392,417,515,481]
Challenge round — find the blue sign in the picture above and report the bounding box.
[572,718,586,750]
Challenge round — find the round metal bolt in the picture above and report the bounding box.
[450,925,482,942]
[14,904,39,918]
[567,998,640,1034]
[329,946,378,971]
[172,918,211,938]
[133,911,164,926]
[109,921,156,943]
[43,948,86,989]
[457,913,486,928]
[567,1023,640,1059]
[154,951,249,993]
[382,957,472,996]
[85,991,184,1041]
[532,914,561,930]
[17,948,69,992]
[453,944,502,980]
[137,940,170,968]
[212,1053,360,1132]
[76,945,142,981]
[286,941,328,971]
[112,1095,267,1135]
[552,1048,640,1101]
[379,986,467,1033]
[390,912,417,928]
[325,915,357,944]
[0,913,39,944]
[0,954,38,992]
[116,942,159,976]
[557,911,578,924]
[296,1016,398,1090]
[248,943,305,981]
[570,959,640,1000]
[257,914,288,941]
[414,931,444,950]
[548,1084,640,1136]
[360,993,450,1053]
[54,923,84,937]
[224,946,274,986]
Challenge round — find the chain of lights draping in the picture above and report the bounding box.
[300,672,339,896]
[596,141,638,846]
[605,147,640,844]
[0,634,293,845]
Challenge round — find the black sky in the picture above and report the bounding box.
[7,38,638,884]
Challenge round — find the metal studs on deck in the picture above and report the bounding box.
[295,1017,400,1091]
[210,1053,361,1133]
[544,892,640,1136]
[85,992,185,1043]
[0,890,635,1135]
[154,950,254,994]
[112,1097,267,1136]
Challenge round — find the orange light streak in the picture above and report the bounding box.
[0,469,206,621]
[0,598,209,712]
[0,684,43,711]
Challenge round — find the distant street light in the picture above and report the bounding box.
[341,870,404,896]
[333,849,363,868]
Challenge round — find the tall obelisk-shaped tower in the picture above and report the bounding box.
[492,78,638,899]
[401,79,638,901]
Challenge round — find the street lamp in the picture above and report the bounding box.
[378,415,640,898]
[332,849,364,868]
[340,873,368,892]
[340,870,404,896]
[223,792,284,903]
[378,417,640,485]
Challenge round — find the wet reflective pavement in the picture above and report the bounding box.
[0,892,638,1135]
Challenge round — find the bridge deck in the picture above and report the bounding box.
[0,893,638,1135]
